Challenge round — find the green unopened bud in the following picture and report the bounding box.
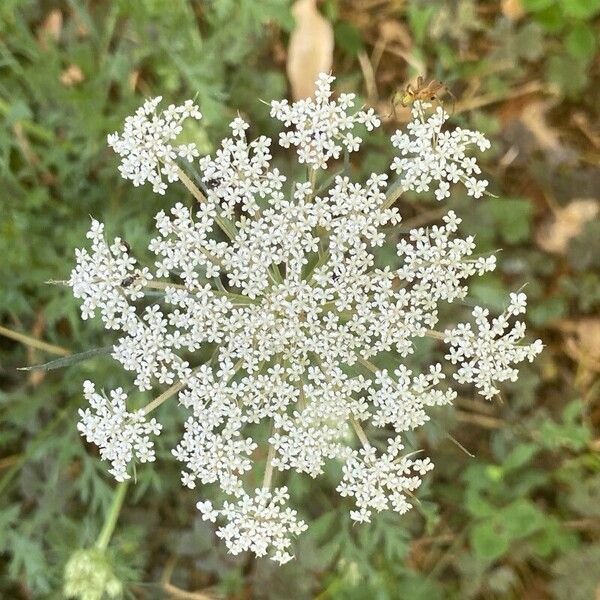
[64,548,123,600]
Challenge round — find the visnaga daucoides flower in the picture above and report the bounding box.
[70,75,542,564]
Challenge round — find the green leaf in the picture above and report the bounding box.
[545,54,588,97]
[0,505,20,546]
[465,490,496,518]
[502,500,545,539]
[470,521,510,562]
[561,0,600,19]
[562,399,584,424]
[528,296,567,327]
[308,510,337,542]
[334,22,364,56]
[17,346,113,371]
[566,24,597,63]
[532,5,566,32]
[534,517,579,558]
[502,443,539,472]
[488,197,532,244]
[522,0,556,11]
[407,5,437,46]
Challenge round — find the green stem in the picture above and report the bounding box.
[143,377,189,415]
[358,356,380,374]
[350,415,371,449]
[425,329,446,341]
[95,481,128,551]
[176,166,237,240]
[382,177,404,210]
[262,442,276,490]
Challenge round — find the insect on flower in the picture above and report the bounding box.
[390,76,456,117]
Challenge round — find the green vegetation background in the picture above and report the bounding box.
[1,1,599,598]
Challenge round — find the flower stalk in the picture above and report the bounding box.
[95,481,128,551]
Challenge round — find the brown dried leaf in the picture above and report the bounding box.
[37,9,62,49]
[535,199,599,254]
[60,64,85,87]
[378,20,412,49]
[574,319,600,360]
[502,0,525,21]
[560,319,600,372]
[520,101,561,153]
[287,0,334,100]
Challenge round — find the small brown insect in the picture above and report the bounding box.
[390,76,456,116]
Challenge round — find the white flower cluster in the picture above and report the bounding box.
[391,104,491,200]
[108,96,201,194]
[396,210,496,304]
[69,220,151,330]
[445,293,544,399]
[71,74,542,564]
[197,487,307,564]
[369,364,456,433]
[338,438,434,523]
[199,117,285,218]
[270,72,380,169]
[77,381,162,481]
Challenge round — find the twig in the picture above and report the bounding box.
[454,81,549,114]
[0,324,70,357]
[357,50,378,103]
[454,410,503,429]
[399,207,448,231]
[446,433,475,458]
[160,556,215,600]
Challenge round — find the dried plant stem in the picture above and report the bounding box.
[0,324,70,356]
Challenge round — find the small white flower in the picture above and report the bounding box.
[108,97,202,194]
[77,381,162,481]
[338,438,427,523]
[444,294,542,400]
[198,487,307,564]
[230,116,249,137]
[391,103,489,200]
[270,73,380,170]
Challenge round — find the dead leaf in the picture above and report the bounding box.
[37,9,62,49]
[287,0,334,100]
[535,199,599,254]
[128,70,140,92]
[559,319,600,373]
[60,64,85,87]
[573,319,600,360]
[378,20,412,49]
[502,0,525,21]
[521,100,561,153]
